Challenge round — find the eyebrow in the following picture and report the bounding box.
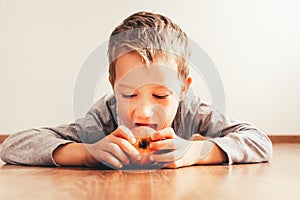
[154,86,174,94]
[117,83,171,90]
[116,84,135,90]
[153,85,170,90]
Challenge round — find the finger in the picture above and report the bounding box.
[105,143,130,165]
[149,150,183,163]
[162,159,184,169]
[113,125,136,144]
[151,127,176,141]
[150,136,191,151]
[150,139,175,150]
[109,136,140,156]
[96,150,123,169]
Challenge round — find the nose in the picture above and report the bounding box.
[134,99,154,119]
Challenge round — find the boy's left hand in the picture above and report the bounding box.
[149,127,202,169]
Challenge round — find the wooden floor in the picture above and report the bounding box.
[0,144,299,200]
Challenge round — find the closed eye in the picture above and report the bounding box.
[153,94,169,99]
[121,94,137,99]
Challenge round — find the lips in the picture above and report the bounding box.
[135,123,158,130]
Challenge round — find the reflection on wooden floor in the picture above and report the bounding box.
[0,144,299,200]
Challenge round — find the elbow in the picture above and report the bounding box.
[0,147,5,163]
[0,136,23,165]
[0,139,12,164]
[243,133,273,163]
[253,135,273,163]
[263,136,273,162]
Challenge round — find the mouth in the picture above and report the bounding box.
[135,123,158,130]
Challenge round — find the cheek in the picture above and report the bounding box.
[167,102,178,118]
[116,97,131,118]
[159,98,179,124]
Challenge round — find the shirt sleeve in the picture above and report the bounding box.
[0,95,117,166]
[176,91,273,165]
[198,105,273,164]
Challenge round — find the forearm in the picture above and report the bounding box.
[208,130,273,164]
[53,143,90,166]
[193,141,228,165]
[0,129,73,166]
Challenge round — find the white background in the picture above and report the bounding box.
[1,0,299,135]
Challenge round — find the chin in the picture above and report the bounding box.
[130,126,156,166]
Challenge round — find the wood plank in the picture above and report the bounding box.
[0,135,8,143]
[0,144,299,200]
[268,135,300,143]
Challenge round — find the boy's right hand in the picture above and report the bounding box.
[84,125,141,169]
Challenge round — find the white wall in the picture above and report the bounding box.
[1,0,299,135]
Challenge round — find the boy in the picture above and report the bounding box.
[0,11,272,169]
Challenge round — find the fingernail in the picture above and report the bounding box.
[137,155,142,160]
[131,137,136,144]
[117,163,123,168]
[149,143,154,149]
[149,156,154,162]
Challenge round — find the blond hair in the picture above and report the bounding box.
[108,11,190,86]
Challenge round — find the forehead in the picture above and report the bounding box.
[115,52,177,80]
[114,52,181,94]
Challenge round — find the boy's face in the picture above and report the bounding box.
[113,52,191,131]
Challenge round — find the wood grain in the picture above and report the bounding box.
[0,135,8,143]
[268,135,300,143]
[0,144,299,200]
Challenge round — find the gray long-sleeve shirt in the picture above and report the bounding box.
[0,93,273,166]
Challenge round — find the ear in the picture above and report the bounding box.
[180,77,192,100]
[181,77,192,93]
